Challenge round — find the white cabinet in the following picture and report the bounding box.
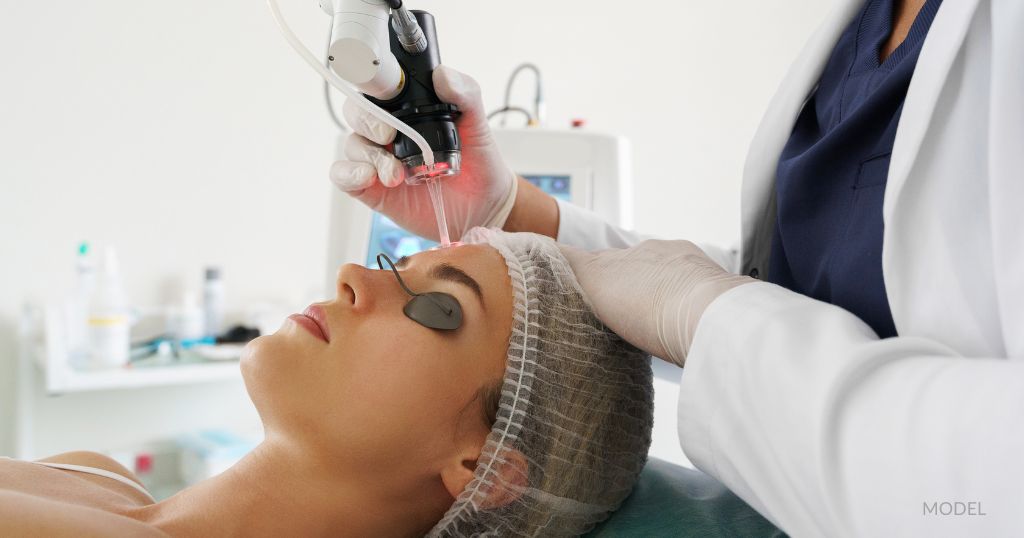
[12,306,259,460]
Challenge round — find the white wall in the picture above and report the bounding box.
[0,1,831,456]
[422,0,831,245]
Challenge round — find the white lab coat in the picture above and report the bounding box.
[556,0,1024,536]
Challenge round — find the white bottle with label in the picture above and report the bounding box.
[86,247,131,369]
[179,292,205,342]
[203,267,225,339]
[68,242,96,368]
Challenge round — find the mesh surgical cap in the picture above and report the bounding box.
[429,228,655,537]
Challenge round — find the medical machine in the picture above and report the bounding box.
[325,127,632,286]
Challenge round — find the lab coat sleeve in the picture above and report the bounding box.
[678,282,1024,537]
[555,198,648,250]
[555,199,741,272]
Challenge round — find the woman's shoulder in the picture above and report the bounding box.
[0,452,164,536]
[0,489,168,537]
[37,450,142,484]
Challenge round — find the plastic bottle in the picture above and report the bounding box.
[134,453,154,492]
[76,242,96,293]
[203,267,224,339]
[68,242,96,367]
[86,247,131,369]
[178,292,205,342]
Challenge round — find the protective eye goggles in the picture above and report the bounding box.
[376,253,463,331]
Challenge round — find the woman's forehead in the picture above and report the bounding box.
[408,243,503,273]
[400,244,509,302]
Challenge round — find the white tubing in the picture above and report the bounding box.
[267,0,435,168]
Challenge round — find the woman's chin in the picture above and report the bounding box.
[239,334,281,388]
[239,334,291,424]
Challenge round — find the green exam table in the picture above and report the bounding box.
[586,458,787,537]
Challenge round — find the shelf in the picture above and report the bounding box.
[44,361,242,395]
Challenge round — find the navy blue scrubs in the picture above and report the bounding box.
[767,0,943,338]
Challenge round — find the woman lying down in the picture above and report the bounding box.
[0,229,654,537]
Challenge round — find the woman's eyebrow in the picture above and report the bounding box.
[429,263,484,307]
[393,256,485,307]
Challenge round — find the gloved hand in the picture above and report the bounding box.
[559,240,755,366]
[329,65,518,241]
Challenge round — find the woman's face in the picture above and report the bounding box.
[241,243,513,495]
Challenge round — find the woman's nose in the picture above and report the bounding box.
[335,263,373,311]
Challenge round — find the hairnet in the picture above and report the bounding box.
[428,228,655,537]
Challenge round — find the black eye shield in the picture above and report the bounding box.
[376,253,463,331]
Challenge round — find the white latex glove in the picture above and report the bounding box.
[329,65,518,242]
[559,240,756,366]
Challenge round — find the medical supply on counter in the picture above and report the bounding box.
[108,442,190,501]
[269,0,459,248]
[194,343,247,362]
[216,325,261,344]
[84,247,131,369]
[67,242,96,366]
[203,267,225,338]
[128,326,251,363]
[167,292,205,343]
[75,242,96,293]
[134,453,154,490]
[129,338,172,361]
[177,430,259,486]
[130,335,216,362]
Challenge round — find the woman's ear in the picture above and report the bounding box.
[440,450,480,501]
[440,447,529,510]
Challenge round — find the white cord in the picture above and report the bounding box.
[267,0,434,167]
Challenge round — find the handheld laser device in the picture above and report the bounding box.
[321,0,461,185]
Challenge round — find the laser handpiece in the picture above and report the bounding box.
[269,0,458,247]
[321,0,460,246]
[365,6,460,247]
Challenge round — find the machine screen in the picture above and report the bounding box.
[365,175,571,266]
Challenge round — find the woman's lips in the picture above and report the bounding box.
[289,304,330,343]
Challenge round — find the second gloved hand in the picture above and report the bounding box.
[329,65,518,241]
[559,240,755,366]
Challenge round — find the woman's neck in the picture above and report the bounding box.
[130,436,436,537]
